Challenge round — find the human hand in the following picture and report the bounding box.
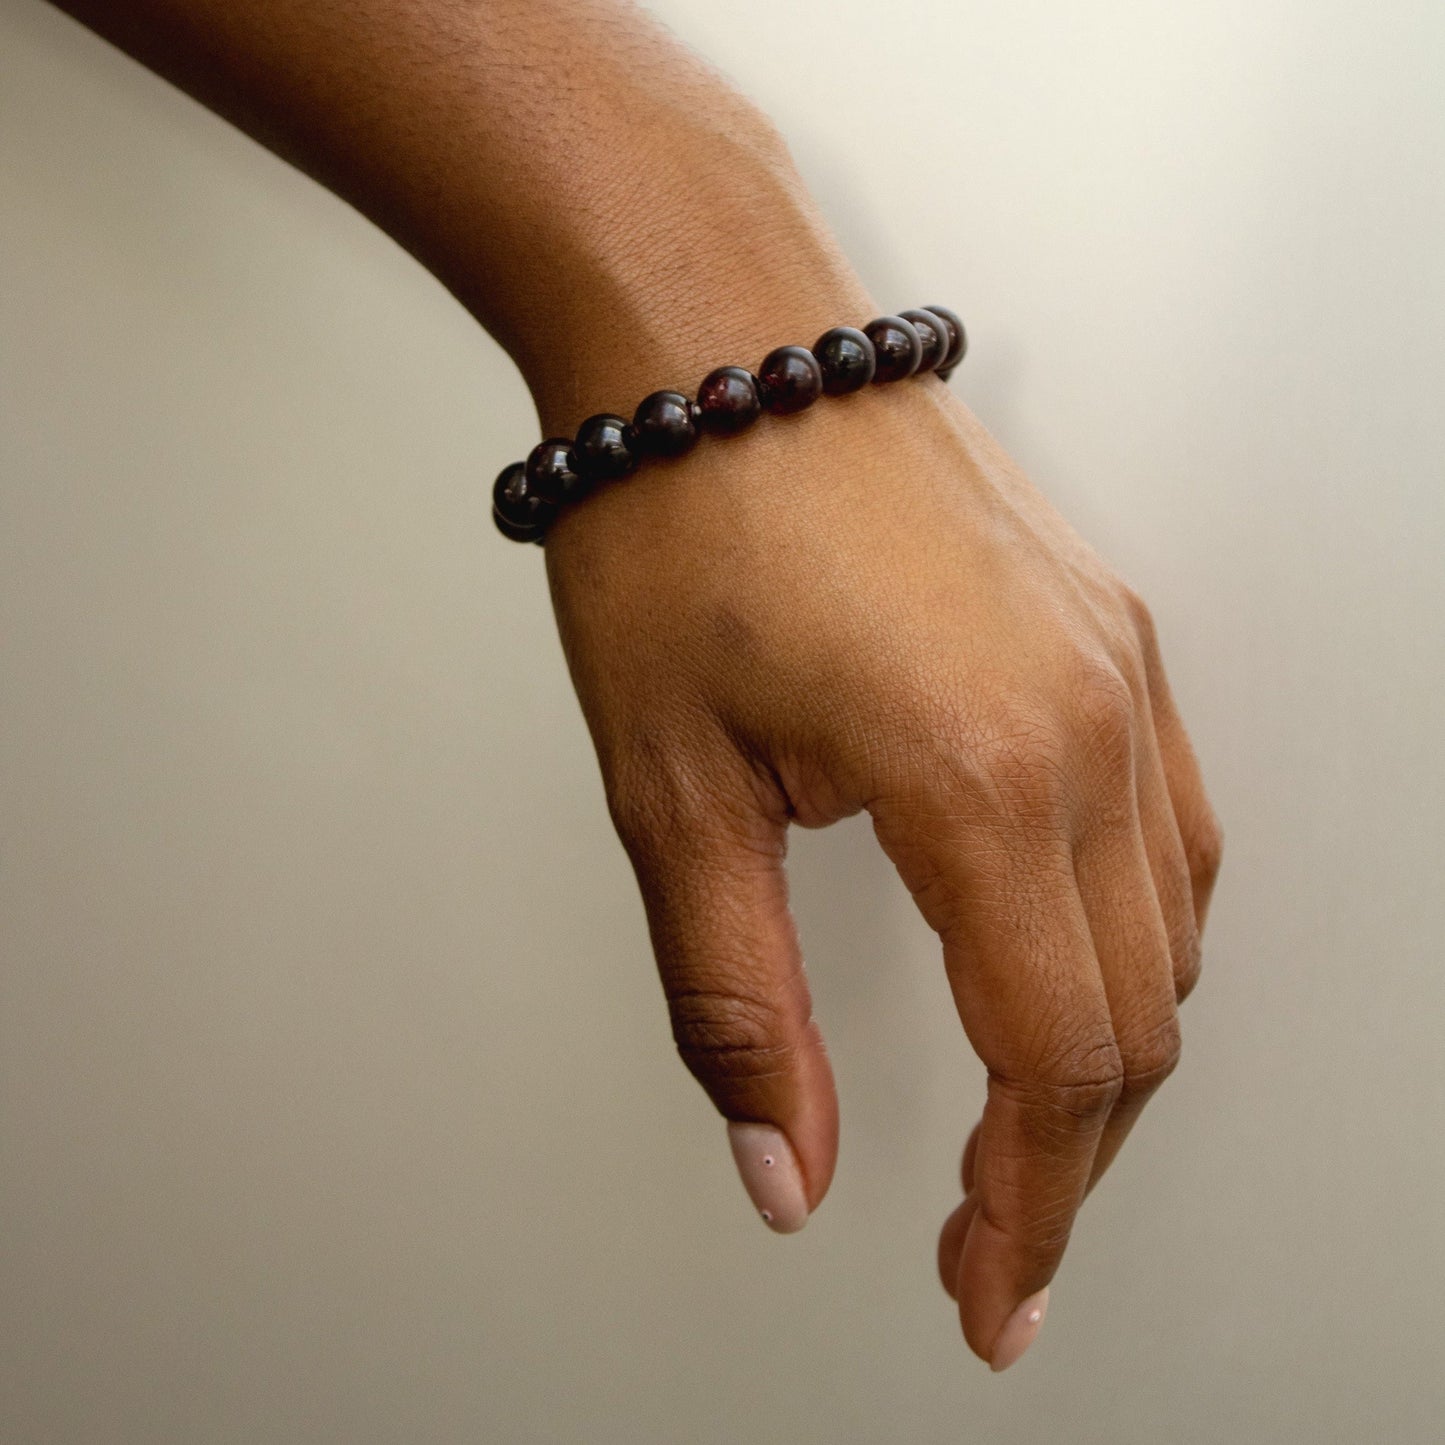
[41,0,1220,1376]
[543,372,1222,1370]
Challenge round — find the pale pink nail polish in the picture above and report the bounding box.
[727,1122,808,1233]
[989,1287,1049,1372]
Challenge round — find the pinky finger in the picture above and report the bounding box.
[1144,682,1225,930]
[1144,659,1225,931]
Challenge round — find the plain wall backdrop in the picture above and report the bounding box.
[3,1,1443,1441]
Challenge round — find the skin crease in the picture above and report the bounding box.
[49,0,1222,1367]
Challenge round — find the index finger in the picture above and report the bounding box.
[876,811,1120,1368]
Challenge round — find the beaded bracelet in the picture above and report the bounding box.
[491,304,966,544]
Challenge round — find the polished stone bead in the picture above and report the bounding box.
[899,308,948,372]
[492,459,552,527]
[573,413,639,481]
[491,461,553,541]
[631,390,700,457]
[811,326,876,394]
[863,315,923,383]
[696,366,763,435]
[757,345,824,415]
[525,437,588,504]
[492,504,545,543]
[924,303,967,377]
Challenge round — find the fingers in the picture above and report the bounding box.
[938,1193,978,1298]
[1132,604,1225,934]
[879,629,1214,1368]
[1152,688,1225,934]
[937,649,1207,1319]
[607,750,838,1233]
[1064,669,1189,1185]
[1071,818,1182,1192]
[933,818,1180,1309]
[1119,661,1206,1004]
[877,803,1118,1365]
[955,1049,1114,1366]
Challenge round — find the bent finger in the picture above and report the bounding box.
[1072,816,1183,1192]
[875,804,1117,1365]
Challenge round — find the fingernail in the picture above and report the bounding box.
[990,1288,1049,1372]
[727,1122,808,1233]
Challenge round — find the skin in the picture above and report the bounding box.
[47,0,1222,1367]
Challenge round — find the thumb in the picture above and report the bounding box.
[609,762,839,1233]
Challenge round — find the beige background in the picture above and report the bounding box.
[3,1,1443,1441]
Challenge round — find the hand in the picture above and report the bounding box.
[42,0,1220,1376]
[543,374,1222,1369]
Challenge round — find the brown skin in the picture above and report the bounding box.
[48,0,1221,1366]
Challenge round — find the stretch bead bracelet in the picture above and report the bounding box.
[492,304,967,545]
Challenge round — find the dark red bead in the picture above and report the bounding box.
[811,326,876,394]
[696,366,762,435]
[492,461,553,541]
[493,505,544,543]
[573,413,638,481]
[757,345,823,414]
[899,308,948,373]
[525,437,588,504]
[632,390,700,457]
[925,303,967,376]
[863,315,923,382]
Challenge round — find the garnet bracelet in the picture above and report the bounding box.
[491,304,966,544]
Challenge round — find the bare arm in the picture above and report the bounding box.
[48,0,1222,1372]
[49,0,869,431]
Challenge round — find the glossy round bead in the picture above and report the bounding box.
[492,504,546,544]
[525,437,588,505]
[863,315,923,383]
[696,366,762,435]
[811,326,876,394]
[573,413,639,481]
[757,345,824,415]
[492,459,555,538]
[925,303,967,376]
[631,390,700,457]
[899,308,948,373]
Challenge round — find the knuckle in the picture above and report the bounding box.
[969,713,1073,818]
[1045,1070,1124,1122]
[667,987,797,1088]
[1164,892,1204,985]
[1069,659,1137,773]
[1189,809,1226,886]
[1012,1036,1126,1122]
[1174,928,1205,1002]
[1119,583,1160,656]
[1119,1014,1183,1095]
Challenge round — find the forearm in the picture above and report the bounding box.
[49,0,872,431]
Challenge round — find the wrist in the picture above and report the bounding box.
[466,128,876,436]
